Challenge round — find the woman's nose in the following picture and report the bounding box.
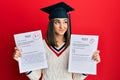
[60,23,64,29]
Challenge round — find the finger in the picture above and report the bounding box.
[94,50,100,54]
[15,50,22,56]
[92,53,98,60]
[14,47,20,51]
[92,50,100,59]
[13,52,22,61]
[13,50,22,61]
[92,55,101,63]
[95,58,101,63]
[13,55,19,61]
[13,53,18,61]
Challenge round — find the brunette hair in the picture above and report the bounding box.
[46,19,70,47]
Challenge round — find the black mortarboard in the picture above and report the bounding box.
[40,2,74,20]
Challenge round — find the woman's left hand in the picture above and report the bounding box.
[92,50,101,64]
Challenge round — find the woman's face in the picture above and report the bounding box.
[53,18,68,36]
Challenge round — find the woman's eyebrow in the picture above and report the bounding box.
[64,19,68,21]
[64,19,68,20]
[54,18,68,21]
[54,19,60,21]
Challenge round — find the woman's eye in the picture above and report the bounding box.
[65,21,68,24]
[54,21,60,24]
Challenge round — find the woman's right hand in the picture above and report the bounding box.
[13,47,22,62]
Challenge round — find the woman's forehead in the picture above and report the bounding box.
[54,18,68,20]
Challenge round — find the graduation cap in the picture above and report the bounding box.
[40,2,74,20]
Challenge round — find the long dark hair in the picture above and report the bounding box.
[46,19,70,47]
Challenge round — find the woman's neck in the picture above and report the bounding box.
[55,35,65,47]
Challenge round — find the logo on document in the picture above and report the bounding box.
[33,32,40,40]
[89,38,95,44]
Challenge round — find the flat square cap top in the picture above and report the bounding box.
[40,2,74,19]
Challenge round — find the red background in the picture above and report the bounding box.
[0,0,120,80]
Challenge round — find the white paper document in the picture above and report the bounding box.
[14,30,48,73]
[68,34,99,75]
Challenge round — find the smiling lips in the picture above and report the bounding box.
[59,29,65,32]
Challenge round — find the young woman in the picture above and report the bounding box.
[13,2,100,80]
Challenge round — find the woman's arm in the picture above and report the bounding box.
[26,70,42,80]
[73,73,87,80]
